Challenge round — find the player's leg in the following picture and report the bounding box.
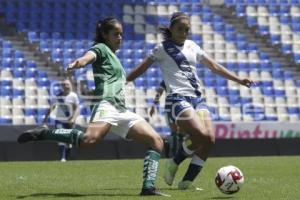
[177,109,215,189]
[126,120,169,196]
[169,123,179,156]
[58,122,73,162]
[58,142,67,162]
[17,121,111,147]
[163,96,196,186]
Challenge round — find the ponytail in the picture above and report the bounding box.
[158,25,172,40]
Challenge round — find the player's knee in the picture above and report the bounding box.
[201,129,215,145]
[82,134,98,146]
[151,134,164,153]
[193,128,215,146]
[205,131,215,147]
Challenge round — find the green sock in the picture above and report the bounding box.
[41,128,84,147]
[142,150,161,189]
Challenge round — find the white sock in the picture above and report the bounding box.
[190,155,205,167]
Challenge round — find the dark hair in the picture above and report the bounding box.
[159,12,190,40]
[94,17,121,45]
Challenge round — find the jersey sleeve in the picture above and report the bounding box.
[148,43,164,62]
[88,45,101,62]
[69,93,80,105]
[193,42,208,63]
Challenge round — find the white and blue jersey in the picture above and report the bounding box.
[149,39,210,123]
[51,91,80,128]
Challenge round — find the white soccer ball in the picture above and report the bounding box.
[215,165,244,194]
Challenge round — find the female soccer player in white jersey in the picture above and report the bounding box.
[18,17,168,196]
[127,12,254,190]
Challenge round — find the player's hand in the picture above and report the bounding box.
[149,106,156,117]
[66,60,80,72]
[69,117,76,126]
[239,78,255,88]
[41,124,48,128]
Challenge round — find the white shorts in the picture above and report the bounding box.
[89,101,145,138]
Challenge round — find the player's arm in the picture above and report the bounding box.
[150,87,164,117]
[67,51,96,71]
[201,55,254,88]
[42,104,56,126]
[126,57,154,82]
[153,87,164,105]
[69,103,80,124]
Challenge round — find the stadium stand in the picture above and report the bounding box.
[0,0,299,138]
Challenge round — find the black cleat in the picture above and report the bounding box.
[140,187,170,197]
[17,126,47,143]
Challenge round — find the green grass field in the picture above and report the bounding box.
[1,156,299,200]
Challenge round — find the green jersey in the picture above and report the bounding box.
[89,43,126,112]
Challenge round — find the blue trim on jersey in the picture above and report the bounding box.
[165,93,209,124]
[162,40,201,96]
[56,92,71,117]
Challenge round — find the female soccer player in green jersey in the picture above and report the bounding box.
[18,17,168,196]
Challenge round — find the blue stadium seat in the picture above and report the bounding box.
[203,78,215,87]
[12,88,25,97]
[25,68,37,78]
[13,68,25,78]
[14,58,26,68]
[217,87,228,96]
[0,118,12,124]
[37,78,50,87]
[247,16,258,27]
[38,108,49,116]
[291,0,300,5]
[228,96,240,105]
[281,44,292,54]
[262,87,274,96]
[269,5,279,16]
[287,107,300,114]
[265,115,278,121]
[134,77,146,88]
[257,26,269,35]
[27,31,39,43]
[24,108,37,116]
[274,89,285,97]
[147,67,159,78]
[260,80,273,87]
[236,5,246,17]
[147,77,159,88]
[240,97,252,104]
[2,58,13,69]
[270,34,281,45]
[283,71,293,79]
[27,60,37,68]
[216,78,227,86]
[0,80,12,87]
[228,89,240,96]
[0,86,12,96]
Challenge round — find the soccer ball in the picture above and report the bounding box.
[215,165,244,194]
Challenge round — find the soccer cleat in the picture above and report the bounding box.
[17,126,47,143]
[140,187,170,197]
[164,159,178,186]
[178,180,203,191]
